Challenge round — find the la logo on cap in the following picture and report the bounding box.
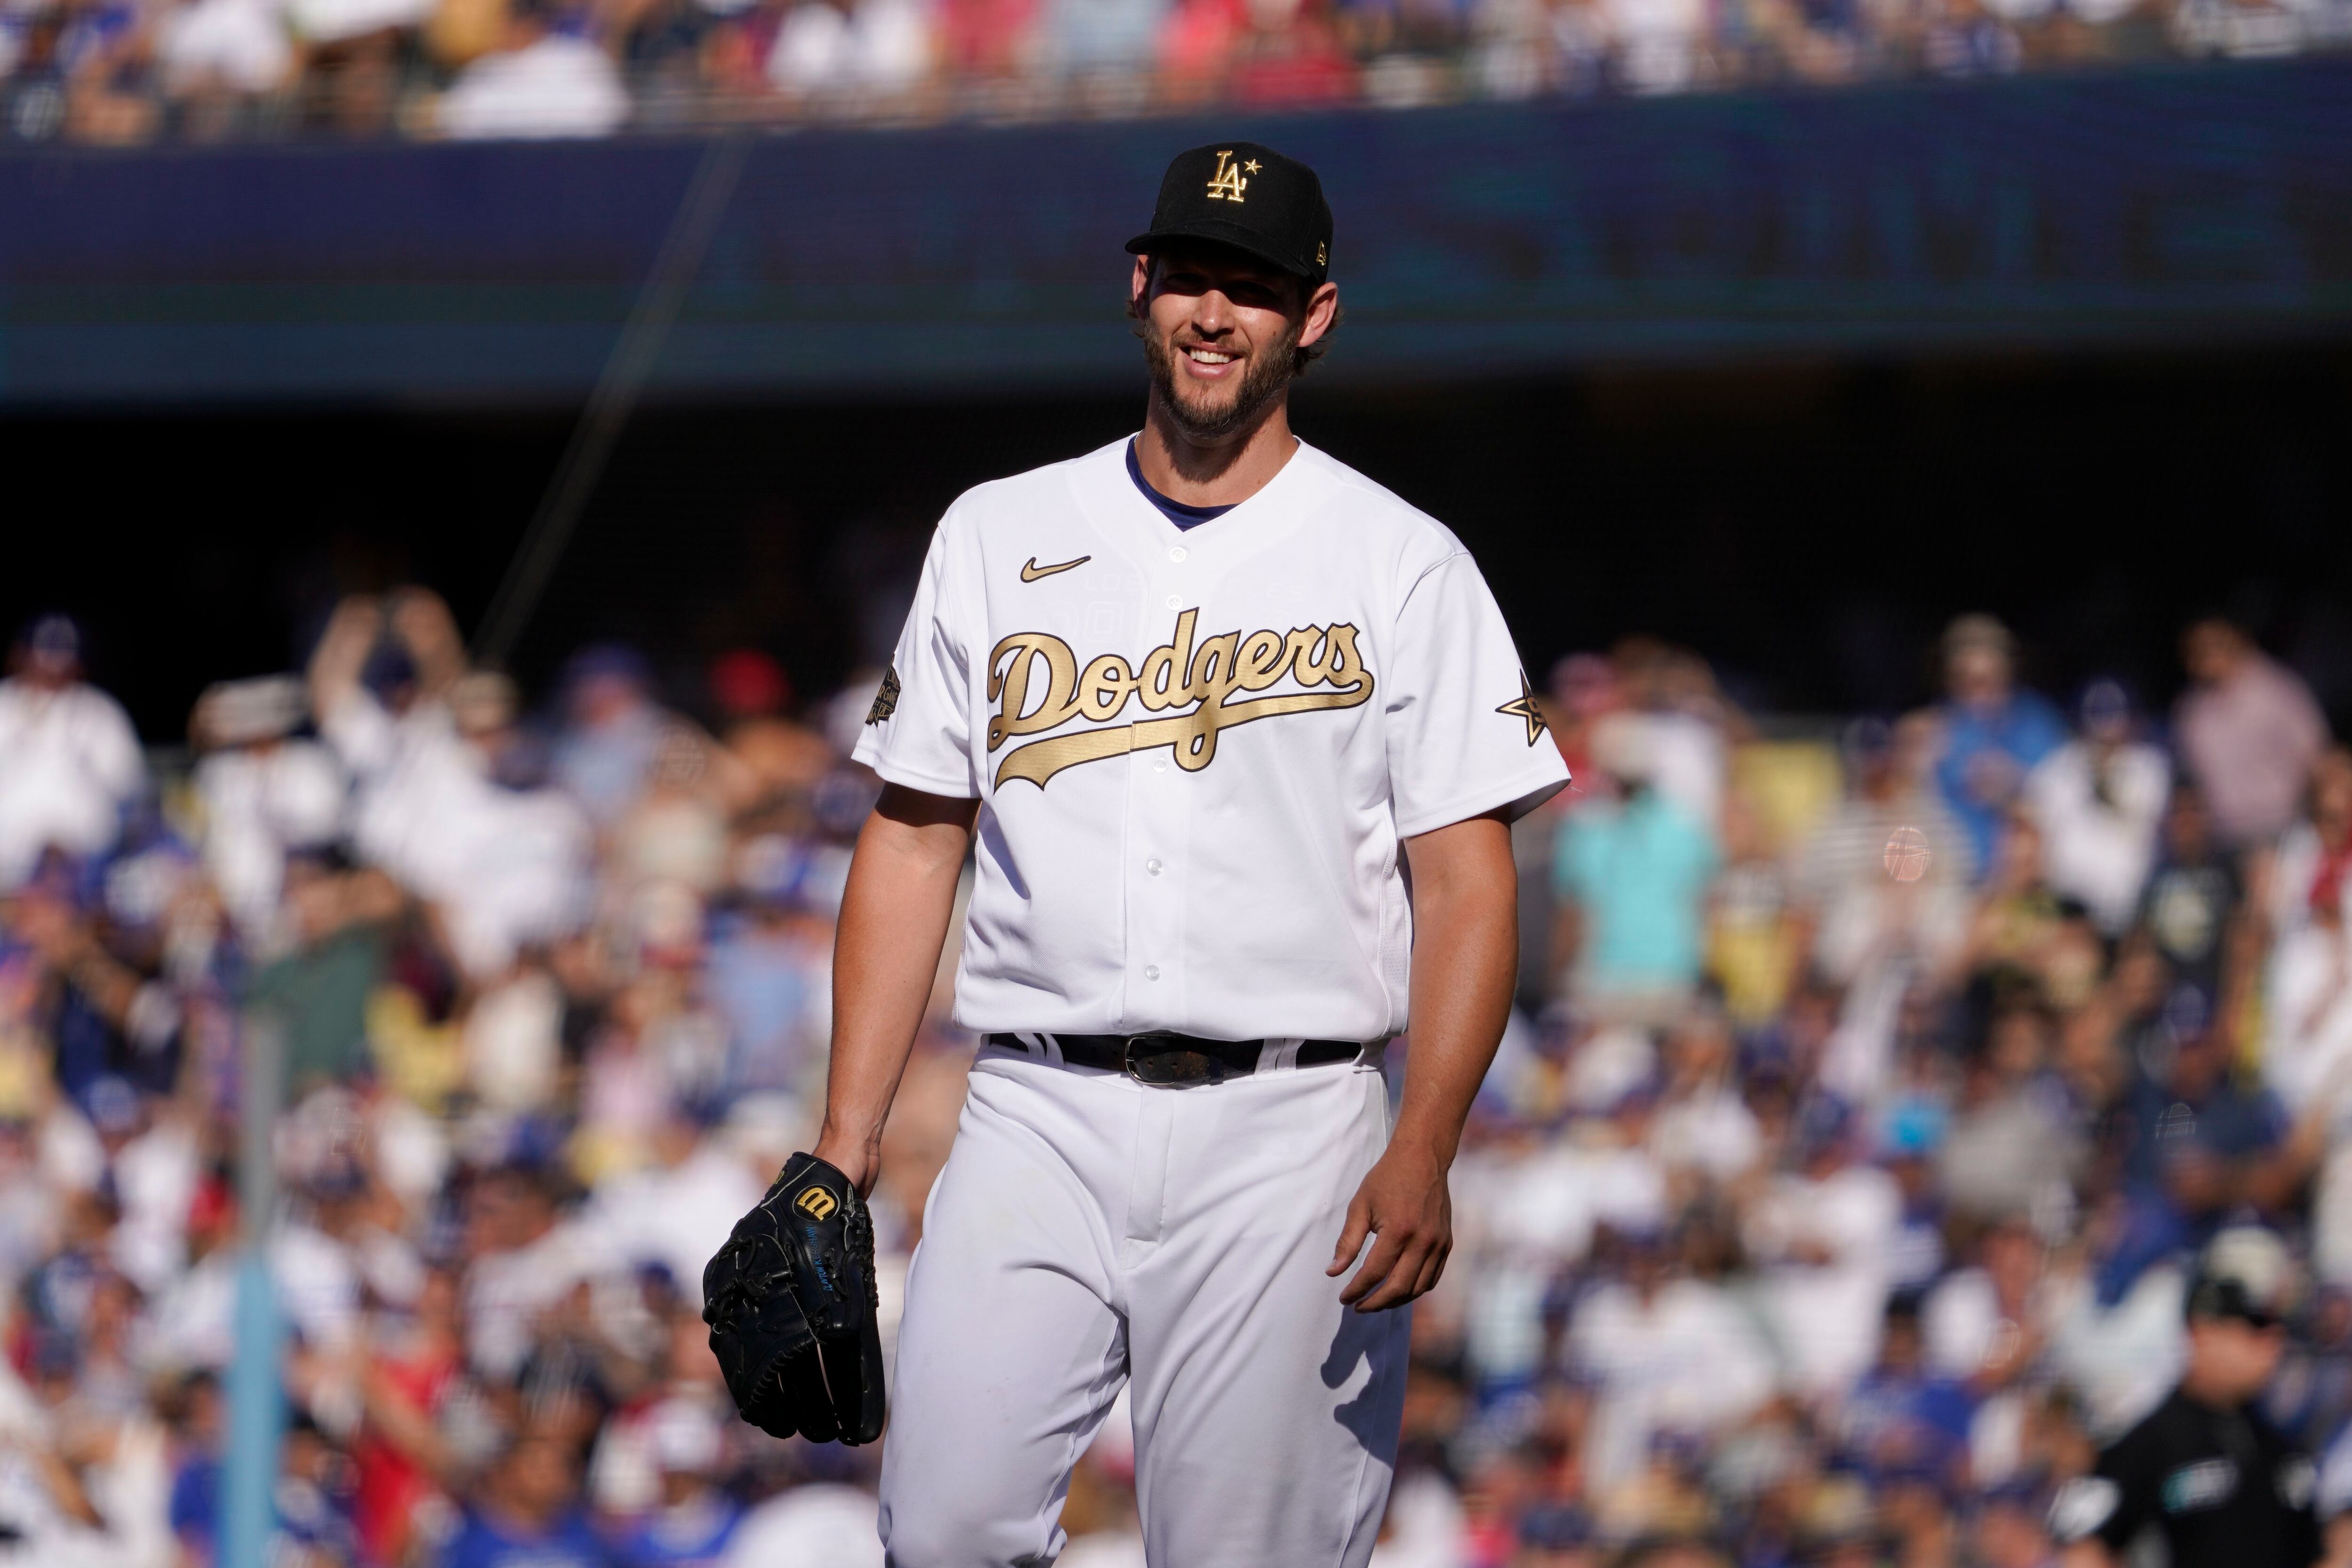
[1206,150,1261,203]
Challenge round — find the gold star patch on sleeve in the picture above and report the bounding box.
[1496,672,1548,747]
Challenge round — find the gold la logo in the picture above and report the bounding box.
[1205,150,1251,204]
[795,1186,838,1221]
[986,607,1374,789]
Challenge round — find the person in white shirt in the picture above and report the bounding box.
[2025,680,2170,934]
[792,143,1568,1568]
[308,591,592,979]
[0,616,144,891]
[768,0,934,102]
[1743,1098,1900,1397]
[438,0,629,139]
[1567,1228,1778,1492]
[190,674,347,956]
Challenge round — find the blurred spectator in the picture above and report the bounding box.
[0,615,143,892]
[1745,1097,1899,1395]
[1842,1294,1973,1484]
[612,1395,742,1563]
[1938,1000,2082,1224]
[8,873,191,1108]
[2264,746,2352,1117]
[310,591,593,980]
[767,0,934,103]
[1044,0,1166,75]
[1793,714,1973,987]
[154,0,294,127]
[444,1429,613,1567]
[439,0,631,136]
[2176,615,2330,851]
[2115,1020,2303,1254]
[721,1478,889,1564]
[191,673,346,953]
[552,643,671,830]
[1566,1225,1775,1491]
[1551,715,1720,1022]
[1609,639,1730,836]
[1604,0,1707,89]
[2137,784,2242,1016]
[706,650,833,817]
[1932,614,2067,881]
[2025,679,2170,935]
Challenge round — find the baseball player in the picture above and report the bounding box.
[819,142,1567,1566]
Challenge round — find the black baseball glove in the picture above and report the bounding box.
[702,1152,887,1445]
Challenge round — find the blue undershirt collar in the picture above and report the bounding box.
[1126,440,1237,531]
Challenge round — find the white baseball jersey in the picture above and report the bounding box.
[852,434,1568,1045]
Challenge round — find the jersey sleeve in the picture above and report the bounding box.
[1383,550,1569,839]
[851,526,979,799]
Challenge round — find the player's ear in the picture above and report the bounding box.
[1298,281,1340,349]
[1128,254,1153,322]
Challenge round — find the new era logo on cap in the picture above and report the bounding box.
[1127,142,1334,286]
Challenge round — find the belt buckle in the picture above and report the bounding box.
[1120,1032,1226,1088]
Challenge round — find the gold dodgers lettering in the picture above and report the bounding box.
[986,607,1373,788]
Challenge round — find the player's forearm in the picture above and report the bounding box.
[1394,811,1518,1164]
[814,784,978,1190]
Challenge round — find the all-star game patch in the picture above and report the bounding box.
[866,665,902,726]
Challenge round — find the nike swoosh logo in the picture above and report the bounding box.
[1020,555,1091,582]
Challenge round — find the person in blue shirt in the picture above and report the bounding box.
[441,1431,616,1568]
[1843,1295,1976,1485]
[1933,616,2068,881]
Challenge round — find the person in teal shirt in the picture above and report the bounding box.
[1553,723,1720,1018]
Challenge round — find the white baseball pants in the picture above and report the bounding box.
[878,1045,1409,1568]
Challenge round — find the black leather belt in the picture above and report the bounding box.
[984,1031,1363,1087]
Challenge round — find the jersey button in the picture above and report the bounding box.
[1146,858,1162,875]
[1168,546,1187,562]
[1144,965,1160,981]
[1164,594,1182,610]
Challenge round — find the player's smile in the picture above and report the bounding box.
[1176,337,1243,382]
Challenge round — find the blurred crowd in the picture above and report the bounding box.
[0,0,2348,149]
[0,583,2348,1568]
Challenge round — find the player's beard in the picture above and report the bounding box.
[1142,319,1297,443]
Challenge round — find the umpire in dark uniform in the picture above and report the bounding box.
[2052,1228,2322,1568]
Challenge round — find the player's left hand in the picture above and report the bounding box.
[1327,1145,1453,1312]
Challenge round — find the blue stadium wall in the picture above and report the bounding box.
[1,56,2349,405]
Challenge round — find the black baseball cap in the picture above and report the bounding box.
[1126,142,1333,286]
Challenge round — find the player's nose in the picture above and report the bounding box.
[1189,287,1238,335]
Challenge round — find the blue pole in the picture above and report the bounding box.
[219,1016,284,1568]
[219,1252,283,1568]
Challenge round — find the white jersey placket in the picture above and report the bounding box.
[1121,531,1204,1031]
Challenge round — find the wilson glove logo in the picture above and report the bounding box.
[986,607,1373,789]
[795,1186,840,1221]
